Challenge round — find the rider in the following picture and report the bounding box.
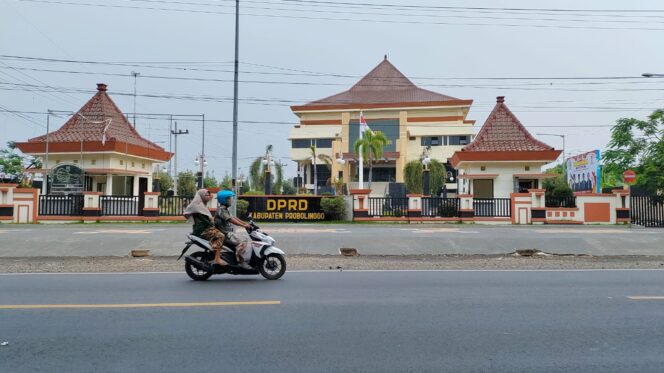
[183,189,226,266]
[215,190,252,264]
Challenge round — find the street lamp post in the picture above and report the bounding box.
[194,154,208,189]
[131,71,140,128]
[537,133,566,172]
[421,147,431,196]
[262,149,274,195]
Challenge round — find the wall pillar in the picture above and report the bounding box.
[105,174,113,195]
[0,183,17,222]
[143,191,160,217]
[407,194,422,218]
[82,192,101,217]
[458,194,474,220]
[350,188,371,219]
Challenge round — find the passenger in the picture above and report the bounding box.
[215,190,251,264]
[183,189,226,266]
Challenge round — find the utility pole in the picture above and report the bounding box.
[131,71,140,128]
[168,115,173,177]
[231,0,240,215]
[43,110,51,195]
[171,121,189,195]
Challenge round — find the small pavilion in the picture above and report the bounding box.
[15,83,172,196]
[451,96,561,198]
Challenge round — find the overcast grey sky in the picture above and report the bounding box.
[1,0,663,180]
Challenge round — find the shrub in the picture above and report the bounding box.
[236,199,249,220]
[320,196,346,220]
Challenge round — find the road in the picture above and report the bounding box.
[1,270,663,372]
[0,223,663,257]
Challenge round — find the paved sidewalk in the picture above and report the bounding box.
[1,223,662,257]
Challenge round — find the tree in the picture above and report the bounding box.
[603,109,664,193]
[0,142,40,186]
[248,145,284,193]
[177,171,197,197]
[219,174,232,190]
[542,164,573,198]
[353,130,389,189]
[281,179,296,195]
[153,170,173,196]
[203,174,218,188]
[403,159,446,195]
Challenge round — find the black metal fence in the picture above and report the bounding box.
[368,197,409,217]
[100,195,140,216]
[38,195,84,216]
[473,198,511,217]
[158,196,192,216]
[422,198,460,217]
[631,195,664,227]
[545,196,577,208]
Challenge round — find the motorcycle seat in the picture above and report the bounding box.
[187,234,211,250]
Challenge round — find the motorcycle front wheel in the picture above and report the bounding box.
[259,253,287,280]
[185,251,214,281]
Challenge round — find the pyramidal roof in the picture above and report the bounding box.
[462,96,555,152]
[18,83,171,162]
[292,57,471,111]
[450,96,561,166]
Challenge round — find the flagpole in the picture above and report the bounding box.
[358,111,364,189]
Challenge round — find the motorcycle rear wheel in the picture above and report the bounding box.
[185,251,214,281]
[259,253,286,280]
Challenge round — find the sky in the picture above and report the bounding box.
[1,0,664,181]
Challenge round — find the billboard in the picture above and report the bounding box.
[241,196,326,221]
[566,150,601,193]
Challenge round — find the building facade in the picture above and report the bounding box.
[15,83,172,196]
[451,96,561,198]
[289,57,475,196]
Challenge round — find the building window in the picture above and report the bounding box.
[409,136,416,141]
[449,135,470,145]
[481,166,486,171]
[131,162,135,167]
[421,136,443,147]
[73,159,78,163]
[292,139,312,148]
[120,160,124,166]
[525,166,530,171]
[142,163,146,169]
[91,159,96,165]
[315,138,333,148]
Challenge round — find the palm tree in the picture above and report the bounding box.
[309,146,333,195]
[353,130,389,189]
[248,145,284,193]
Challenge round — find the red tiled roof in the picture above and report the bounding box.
[462,96,555,152]
[17,84,171,161]
[292,57,469,110]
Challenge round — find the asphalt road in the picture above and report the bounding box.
[1,270,664,372]
[1,223,663,257]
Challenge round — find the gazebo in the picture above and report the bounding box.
[16,83,172,196]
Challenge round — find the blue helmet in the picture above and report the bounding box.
[217,190,236,205]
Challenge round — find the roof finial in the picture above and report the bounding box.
[496,96,505,103]
[384,54,387,61]
[97,83,108,92]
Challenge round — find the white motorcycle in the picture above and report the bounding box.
[178,215,286,281]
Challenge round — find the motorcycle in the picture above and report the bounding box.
[178,215,286,281]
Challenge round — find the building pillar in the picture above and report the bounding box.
[105,174,113,195]
[132,175,140,196]
[396,111,408,183]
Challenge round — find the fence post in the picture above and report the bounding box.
[350,188,371,219]
[459,194,474,221]
[82,192,101,217]
[143,192,161,217]
[407,194,422,219]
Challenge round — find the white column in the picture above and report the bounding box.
[132,175,140,196]
[105,174,113,195]
[147,175,153,192]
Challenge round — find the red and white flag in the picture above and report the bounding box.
[101,119,112,145]
[359,111,371,137]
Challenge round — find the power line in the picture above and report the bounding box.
[18,0,664,31]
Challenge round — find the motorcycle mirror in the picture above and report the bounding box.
[247,213,253,219]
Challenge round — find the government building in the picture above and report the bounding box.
[289,57,475,195]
